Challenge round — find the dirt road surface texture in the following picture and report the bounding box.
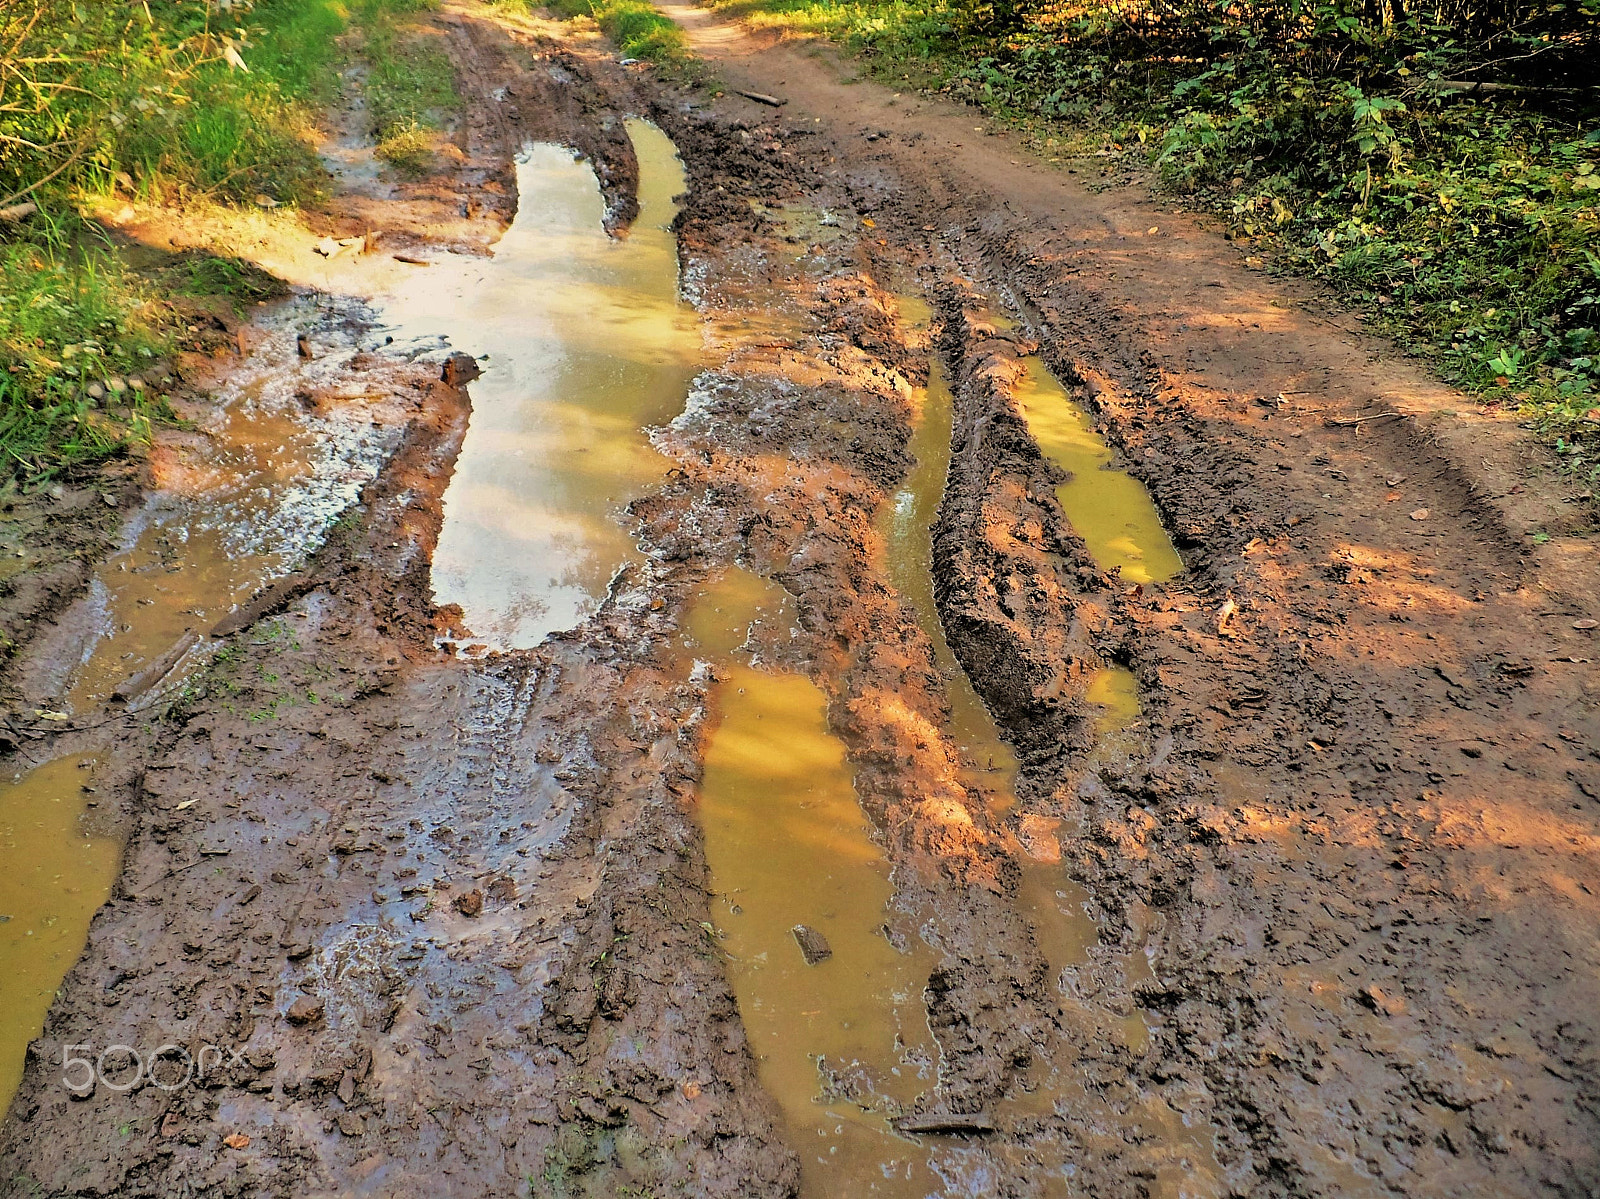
[1,2,1598,1197]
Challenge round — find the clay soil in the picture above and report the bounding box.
[1,1,1598,1196]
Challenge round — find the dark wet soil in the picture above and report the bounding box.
[1,1,1597,1197]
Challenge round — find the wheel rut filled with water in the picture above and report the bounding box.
[2,5,1597,1198]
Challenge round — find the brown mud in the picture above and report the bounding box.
[0,0,1597,1196]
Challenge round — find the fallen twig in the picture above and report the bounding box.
[892,1112,997,1135]
[1323,411,1404,427]
[733,88,785,107]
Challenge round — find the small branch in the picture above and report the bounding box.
[1419,78,1579,96]
[1323,410,1404,427]
[0,136,91,210]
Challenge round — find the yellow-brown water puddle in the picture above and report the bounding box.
[0,315,388,1112]
[1001,342,1227,1194]
[690,569,944,1198]
[0,756,120,1111]
[392,119,701,648]
[870,295,1222,1190]
[880,344,1020,796]
[1011,357,1182,585]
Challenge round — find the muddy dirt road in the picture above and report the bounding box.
[1,2,1597,1196]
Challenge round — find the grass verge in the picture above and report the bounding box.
[493,0,691,68]
[0,0,455,485]
[707,0,1600,485]
[352,0,461,171]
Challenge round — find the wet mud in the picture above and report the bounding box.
[1,0,1597,1196]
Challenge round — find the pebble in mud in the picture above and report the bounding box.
[790,923,832,965]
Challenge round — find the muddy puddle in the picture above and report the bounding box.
[882,305,1019,797]
[869,295,1214,1192]
[0,311,392,1111]
[676,293,1181,1196]
[882,299,1101,1077]
[1011,357,1182,586]
[386,118,700,650]
[0,757,121,1114]
[689,568,946,1198]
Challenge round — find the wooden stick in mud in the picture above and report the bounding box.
[111,630,201,705]
[733,89,786,107]
[1323,411,1404,427]
[892,1112,998,1135]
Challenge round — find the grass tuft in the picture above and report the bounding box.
[541,0,691,65]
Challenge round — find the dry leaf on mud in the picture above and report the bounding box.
[223,1134,250,1150]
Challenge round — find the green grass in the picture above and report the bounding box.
[351,0,460,171]
[706,0,1600,484]
[538,0,691,65]
[0,0,457,485]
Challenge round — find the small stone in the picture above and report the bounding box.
[1410,508,1429,521]
[285,995,324,1025]
[86,382,105,400]
[337,1112,366,1137]
[791,924,832,966]
[453,888,483,918]
[1357,983,1406,1016]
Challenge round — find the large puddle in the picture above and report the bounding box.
[0,326,388,1111]
[689,569,945,1198]
[390,119,700,649]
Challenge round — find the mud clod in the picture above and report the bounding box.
[790,924,832,965]
[285,996,325,1026]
